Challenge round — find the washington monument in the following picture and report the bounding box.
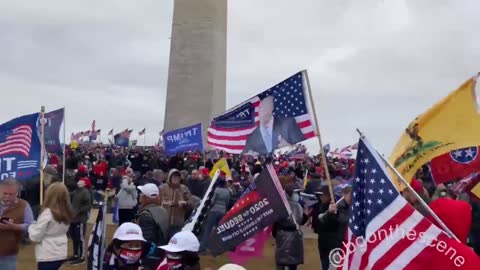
[164,0,227,132]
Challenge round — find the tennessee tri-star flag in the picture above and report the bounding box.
[429,146,480,185]
[340,138,480,269]
[207,71,316,155]
[0,113,41,180]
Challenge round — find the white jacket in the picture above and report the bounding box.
[116,178,138,209]
[28,208,70,262]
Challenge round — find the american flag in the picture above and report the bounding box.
[207,71,316,154]
[329,146,354,159]
[342,138,450,269]
[119,129,132,138]
[0,125,33,157]
[71,131,83,141]
[450,172,479,196]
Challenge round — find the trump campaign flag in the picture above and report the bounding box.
[429,146,480,185]
[227,226,273,265]
[114,129,132,147]
[43,108,64,154]
[208,71,316,155]
[337,137,480,269]
[390,74,480,189]
[162,123,204,156]
[208,165,290,256]
[0,113,41,180]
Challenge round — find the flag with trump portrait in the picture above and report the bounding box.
[0,113,42,180]
[207,71,317,155]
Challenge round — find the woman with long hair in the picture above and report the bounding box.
[28,182,75,270]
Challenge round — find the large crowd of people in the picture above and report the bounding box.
[0,143,479,270]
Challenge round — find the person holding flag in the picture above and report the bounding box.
[337,136,480,269]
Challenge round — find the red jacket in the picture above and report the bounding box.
[93,161,108,177]
[408,198,480,269]
[78,164,88,174]
[404,233,480,269]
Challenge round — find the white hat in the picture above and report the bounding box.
[218,264,246,270]
[137,183,159,198]
[159,231,200,252]
[113,222,146,242]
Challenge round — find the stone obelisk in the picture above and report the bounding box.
[164,0,227,133]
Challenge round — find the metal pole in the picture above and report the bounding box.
[356,129,460,243]
[62,107,66,183]
[303,70,335,202]
[40,106,46,205]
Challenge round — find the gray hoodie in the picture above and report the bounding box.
[116,176,138,209]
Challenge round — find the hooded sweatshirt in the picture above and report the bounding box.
[159,169,191,227]
[400,198,480,269]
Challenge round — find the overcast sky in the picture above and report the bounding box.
[1,0,479,154]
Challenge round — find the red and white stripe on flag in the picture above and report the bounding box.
[341,197,447,269]
[207,71,316,154]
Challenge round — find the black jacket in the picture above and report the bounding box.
[304,178,323,195]
[136,204,169,267]
[187,178,209,199]
[312,200,350,250]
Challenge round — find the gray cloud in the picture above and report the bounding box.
[0,0,479,153]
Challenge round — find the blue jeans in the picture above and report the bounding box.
[200,211,224,251]
[93,190,105,203]
[0,256,17,270]
[38,260,64,270]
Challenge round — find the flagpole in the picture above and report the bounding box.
[355,129,460,243]
[40,106,46,205]
[62,107,66,183]
[303,70,335,202]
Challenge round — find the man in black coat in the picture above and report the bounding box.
[311,185,352,270]
[243,96,305,155]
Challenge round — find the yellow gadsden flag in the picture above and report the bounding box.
[389,74,480,190]
[209,158,232,180]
